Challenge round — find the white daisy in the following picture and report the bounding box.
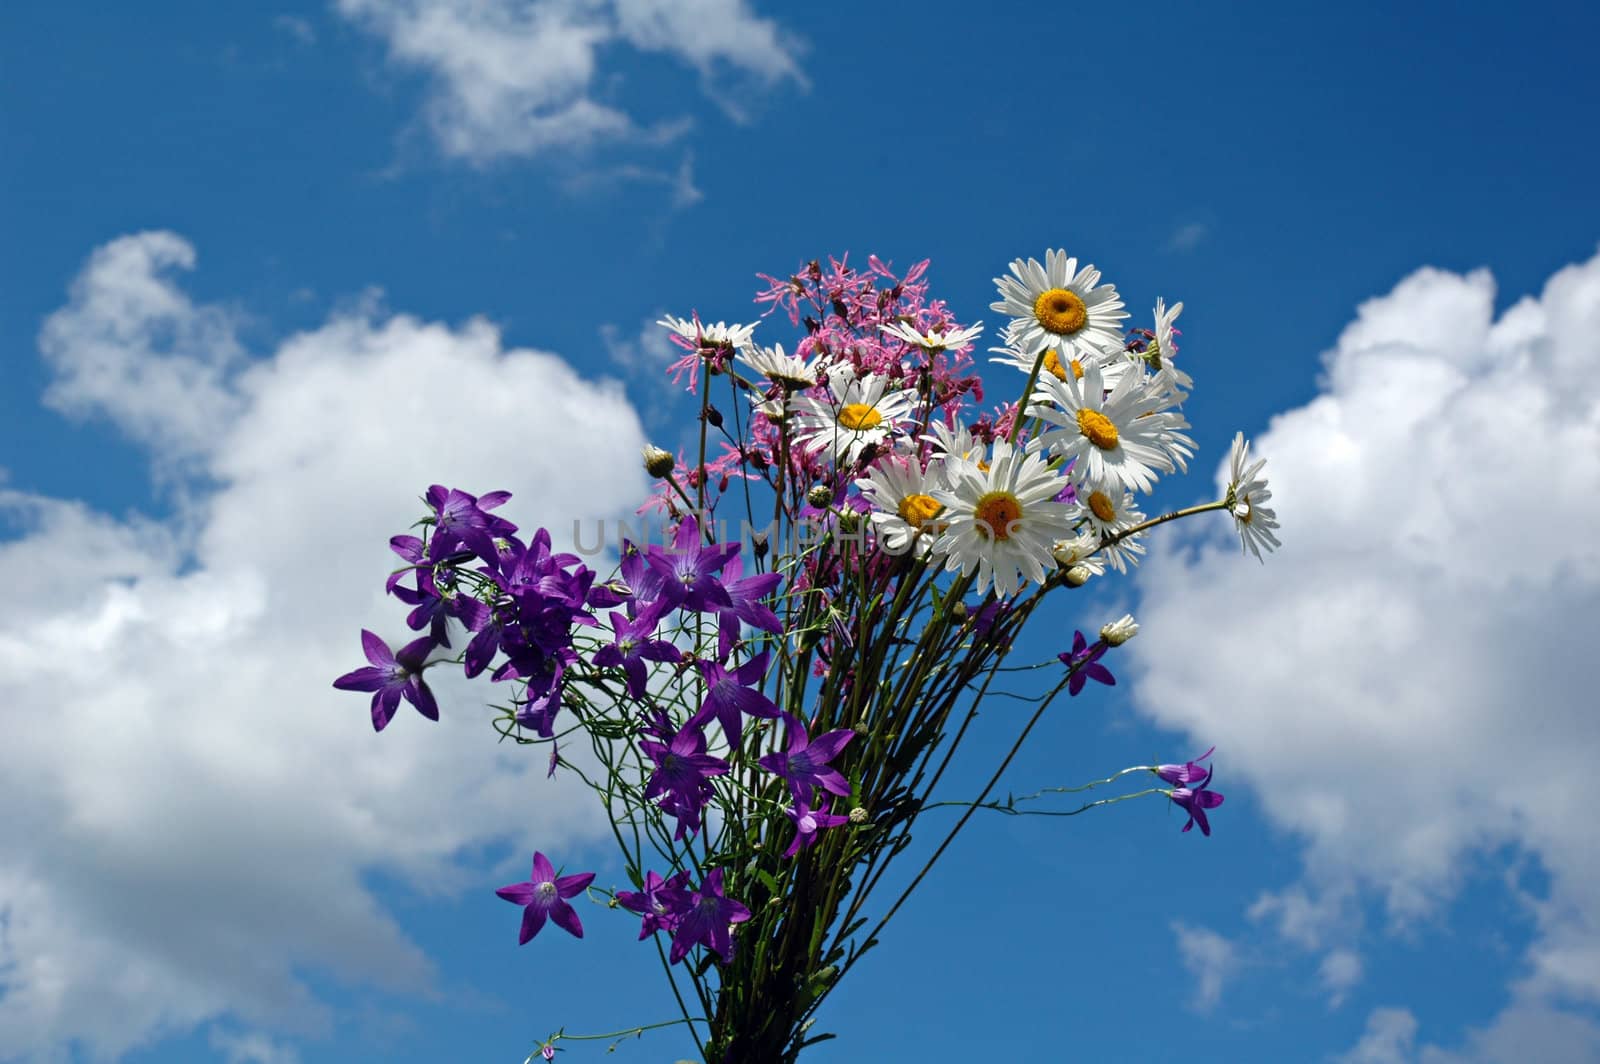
[924,420,993,484]
[1072,480,1148,573]
[989,323,1133,393]
[1031,362,1195,495]
[856,457,947,558]
[931,440,1075,597]
[788,368,916,466]
[740,341,820,389]
[990,249,1128,359]
[657,314,757,351]
[879,319,985,353]
[1146,298,1194,400]
[1049,531,1107,577]
[1226,432,1281,562]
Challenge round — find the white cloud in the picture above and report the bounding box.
[1129,249,1600,1043]
[1171,922,1239,1013]
[273,14,317,45]
[1319,948,1364,1008]
[599,313,676,369]
[336,0,803,165]
[0,231,650,1060]
[38,232,246,474]
[210,1027,303,1064]
[1337,1007,1419,1064]
[1167,221,1209,252]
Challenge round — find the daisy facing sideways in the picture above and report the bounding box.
[1225,431,1281,561]
[931,440,1075,597]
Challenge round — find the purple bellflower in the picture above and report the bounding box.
[1058,630,1115,696]
[645,516,738,614]
[693,651,782,749]
[758,721,854,805]
[669,868,751,965]
[616,869,693,940]
[715,554,783,658]
[641,723,729,839]
[1169,766,1226,836]
[332,629,440,731]
[425,485,514,563]
[592,603,682,699]
[783,797,851,857]
[495,852,595,944]
[1157,746,1216,786]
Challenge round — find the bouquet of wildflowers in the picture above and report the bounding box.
[334,250,1280,1061]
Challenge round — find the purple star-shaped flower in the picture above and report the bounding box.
[592,603,682,699]
[669,868,751,965]
[758,721,854,805]
[494,852,595,944]
[616,869,692,940]
[1057,630,1115,696]
[693,651,781,749]
[715,554,783,658]
[1169,766,1226,836]
[782,796,851,857]
[425,485,514,563]
[641,723,729,839]
[1156,746,1216,785]
[332,629,439,731]
[645,516,738,614]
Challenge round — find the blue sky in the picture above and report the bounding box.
[3,3,1599,1062]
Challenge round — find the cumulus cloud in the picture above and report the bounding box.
[0,232,649,1060]
[38,232,246,473]
[1337,1007,1419,1064]
[1130,249,1600,1046]
[1171,922,1239,1013]
[336,0,803,165]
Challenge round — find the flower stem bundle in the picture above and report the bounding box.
[334,250,1279,1061]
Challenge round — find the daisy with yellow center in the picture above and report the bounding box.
[1071,480,1148,573]
[930,441,1074,597]
[740,341,821,389]
[1225,431,1281,562]
[855,457,948,557]
[788,367,915,466]
[878,319,985,354]
[1030,361,1195,496]
[990,249,1128,359]
[989,323,1132,392]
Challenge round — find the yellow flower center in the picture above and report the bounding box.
[1087,490,1117,523]
[1033,288,1088,335]
[973,491,1023,542]
[838,403,883,431]
[1042,349,1084,382]
[897,493,943,529]
[1076,408,1119,450]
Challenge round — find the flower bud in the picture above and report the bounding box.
[807,484,832,508]
[642,444,676,479]
[704,405,724,428]
[1100,614,1139,646]
[848,806,868,824]
[752,530,770,558]
[1064,565,1092,587]
[838,510,861,535]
